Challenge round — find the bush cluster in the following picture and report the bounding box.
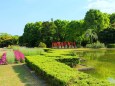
[39,42,47,48]
[0,49,25,65]
[25,55,111,86]
[14,50,25,63]
[86,41,105,48]
[0,53,7,65]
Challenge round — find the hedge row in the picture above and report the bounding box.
[25,55,111,86]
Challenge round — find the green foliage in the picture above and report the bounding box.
[66,20,84,41]
[83,29,98,44]
[86,41,105,48]
[84,9,110,32]
[25,49,111,86]
[98,28,115,44]
[107,44,115,48]
[0,33,19,47]
[6,50,15,64]
[54,19,69,42]
[57,58,79,67]
[38,42,47,48]
[110,13,115,24]
[18,9,114,48]
[110,13,115,28]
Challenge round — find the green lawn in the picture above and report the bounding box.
[0,64,47,86]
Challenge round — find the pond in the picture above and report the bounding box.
[75,49,115,84]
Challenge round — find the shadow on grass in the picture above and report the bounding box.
[12,64,47,86]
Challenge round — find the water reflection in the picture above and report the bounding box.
[75,49,115,82]
[108,78,115,84]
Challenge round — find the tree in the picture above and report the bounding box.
[83,29,98,44]
[66,20,84,41]
[98,28,115,44]
[84,9,110,32]
[54,19,69,42]
[41,20,56,47]
[22,22,42,47]
[110,13,115,28]
[0,33,19,47]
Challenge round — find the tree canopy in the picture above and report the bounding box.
[9,9,115,47]
[84,9,110,32]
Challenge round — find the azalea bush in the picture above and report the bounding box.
[0,52,7,65]
[14,50,25,63]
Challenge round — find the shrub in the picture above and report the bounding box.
[70,51,77,56]
[39,42,47,48]
[86,41,105,48]
[0,53,7,65]
[57,58,79,67]
[14,50,25,63]
[107,44,115,48]
[25,55,111,86]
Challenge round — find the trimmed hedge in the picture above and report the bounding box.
[25,55,112,86]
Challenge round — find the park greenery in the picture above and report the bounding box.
[25,49,112,86]
[0,9,115,86]
[0,9,115,48]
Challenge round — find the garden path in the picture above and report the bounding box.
[0,64,47,86]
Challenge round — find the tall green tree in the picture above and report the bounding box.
[54,19,69,41]
[84,9,110,32]
[110,13,115,28]
[22,22,42,47]
[83,29,98,44]
[98,28,115,44]
[66,20,84,41]
[41,20,56,47]
[0,33,19,47]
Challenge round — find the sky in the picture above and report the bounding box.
[0,0,115,36]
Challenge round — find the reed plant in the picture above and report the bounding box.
[11,45,44,56]
[6,50,15,64]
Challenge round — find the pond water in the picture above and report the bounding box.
[75,49,115,84]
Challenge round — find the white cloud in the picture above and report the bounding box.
[87,0,115,13]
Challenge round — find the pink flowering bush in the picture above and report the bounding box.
[0,53,7,65]
[14,50,25,63]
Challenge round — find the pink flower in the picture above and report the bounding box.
[0,53,7,65]
[14,50,25,62]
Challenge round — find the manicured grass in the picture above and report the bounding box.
[0,64,47,86]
